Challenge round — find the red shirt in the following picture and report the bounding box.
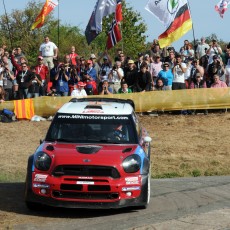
[69,53,78,66]
[35,64,49,81]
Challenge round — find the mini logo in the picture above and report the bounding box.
[168,0,179,14]
[83,159,91,163]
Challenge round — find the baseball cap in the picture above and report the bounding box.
[90,54,96,59]
[103,56,108,60]
[38,56,43,60]
[128,60,134,64]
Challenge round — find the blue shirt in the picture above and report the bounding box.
[158,69,174,86]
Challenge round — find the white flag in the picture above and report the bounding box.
[215,0,230,18]
[145,0,189,29]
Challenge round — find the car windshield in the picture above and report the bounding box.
[45,113,138,144]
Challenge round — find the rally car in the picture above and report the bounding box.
[25,98,152,209]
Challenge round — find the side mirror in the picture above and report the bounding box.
[143,136,152,143]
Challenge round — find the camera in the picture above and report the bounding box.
[83,70,88,75]
[112,65,117,71]
[103,86,106,90]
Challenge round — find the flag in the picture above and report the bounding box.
[31,0,58,30]
[14,99,35,120]
[85,0,117,45]
[215,0,230,18]
[146,0,192,48]
[106,19,122,49]
[116,0,123,23]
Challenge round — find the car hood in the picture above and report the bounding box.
[40,142,140,167]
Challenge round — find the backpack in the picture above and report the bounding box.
[0,109,17,123]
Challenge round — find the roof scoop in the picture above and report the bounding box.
[76,145,102,154]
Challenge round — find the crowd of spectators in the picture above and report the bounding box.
[0,36,230,113]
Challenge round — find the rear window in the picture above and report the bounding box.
[45,114,138,144]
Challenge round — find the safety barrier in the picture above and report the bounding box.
[0,88,230,118]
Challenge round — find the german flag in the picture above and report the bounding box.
[158,3,192,48]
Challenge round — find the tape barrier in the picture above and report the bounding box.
[0,88,230,117]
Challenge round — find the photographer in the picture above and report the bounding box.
[82,60,97,95]
[207,55,225,85]
[207,39,222,64]
[172,54,187,90]
[108,61,124,93]
[27,66,42,98]
[55,63,70,96]
[99,80,112,95]
[0,64,15,100]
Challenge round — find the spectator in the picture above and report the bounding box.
[157,62,174,90]
[149,54,162,87]
[98,54,112,76]
[135,62,152,92]
[68,65,80,95]
[207,39,222,65]
[99,80,112,95]
[90,54,100,84]
[13,46,25,64]
[55,63,70,96]
[190,59,205,82]
[35,56,49,96]
[182,43,195,61]
[189,73,207,89]
[108,61,124,93]
[16,63,32,99]
[83,60,97,95]
[27,66,42,98]
[172,54,187,90]
[0,64,15,100]
[153,78,167,91]
[71,81,87,97]
[196,37,210,59]
[39,36,58,69]
[207,55,225,85]
[69,46,78,66]
[122,59,137,92]
[1,55,13,71]
[211,74,227,88]
[164,50,176,69]
[135,52,144,72]
[49,58,59,93]
[78,57,87,80]
[184,57,194,88]
[0,85,5,103]
[118,52,126,69]
[117,81,132,94]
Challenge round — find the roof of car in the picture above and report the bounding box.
[57,98,135,115]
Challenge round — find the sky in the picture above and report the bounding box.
[0,0,230,51]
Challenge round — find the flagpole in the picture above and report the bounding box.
[58,0,60,49]
[2,0,13,49]
[187,0,196,51]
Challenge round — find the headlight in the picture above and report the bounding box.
[122,155,141,173]
[34,151,52,171]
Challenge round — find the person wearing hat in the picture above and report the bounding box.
[157,62,174,90]
[35,56,49,96]
[122,59,137,92]
[90,53,100,84]
[71,81,87,97]
[98,51,112,76]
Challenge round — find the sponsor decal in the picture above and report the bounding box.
[58,114,129,120]
[77,181,94,185]
[167,0,179,14]
[126,181,139,185]
[78,177,93,179]
[125,177,139,182]
[34,174,48,182]
[82,109,104,114]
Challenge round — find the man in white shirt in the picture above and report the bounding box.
[39,36,58,69]
[196,37,210,59]
[108,61,124,93]
[172,54,187,90]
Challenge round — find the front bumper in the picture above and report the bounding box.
[25,174,149,209]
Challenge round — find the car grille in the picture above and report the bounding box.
[52,165,120,179]
[52,191,119,200]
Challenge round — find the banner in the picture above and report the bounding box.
[31,0,58,30]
